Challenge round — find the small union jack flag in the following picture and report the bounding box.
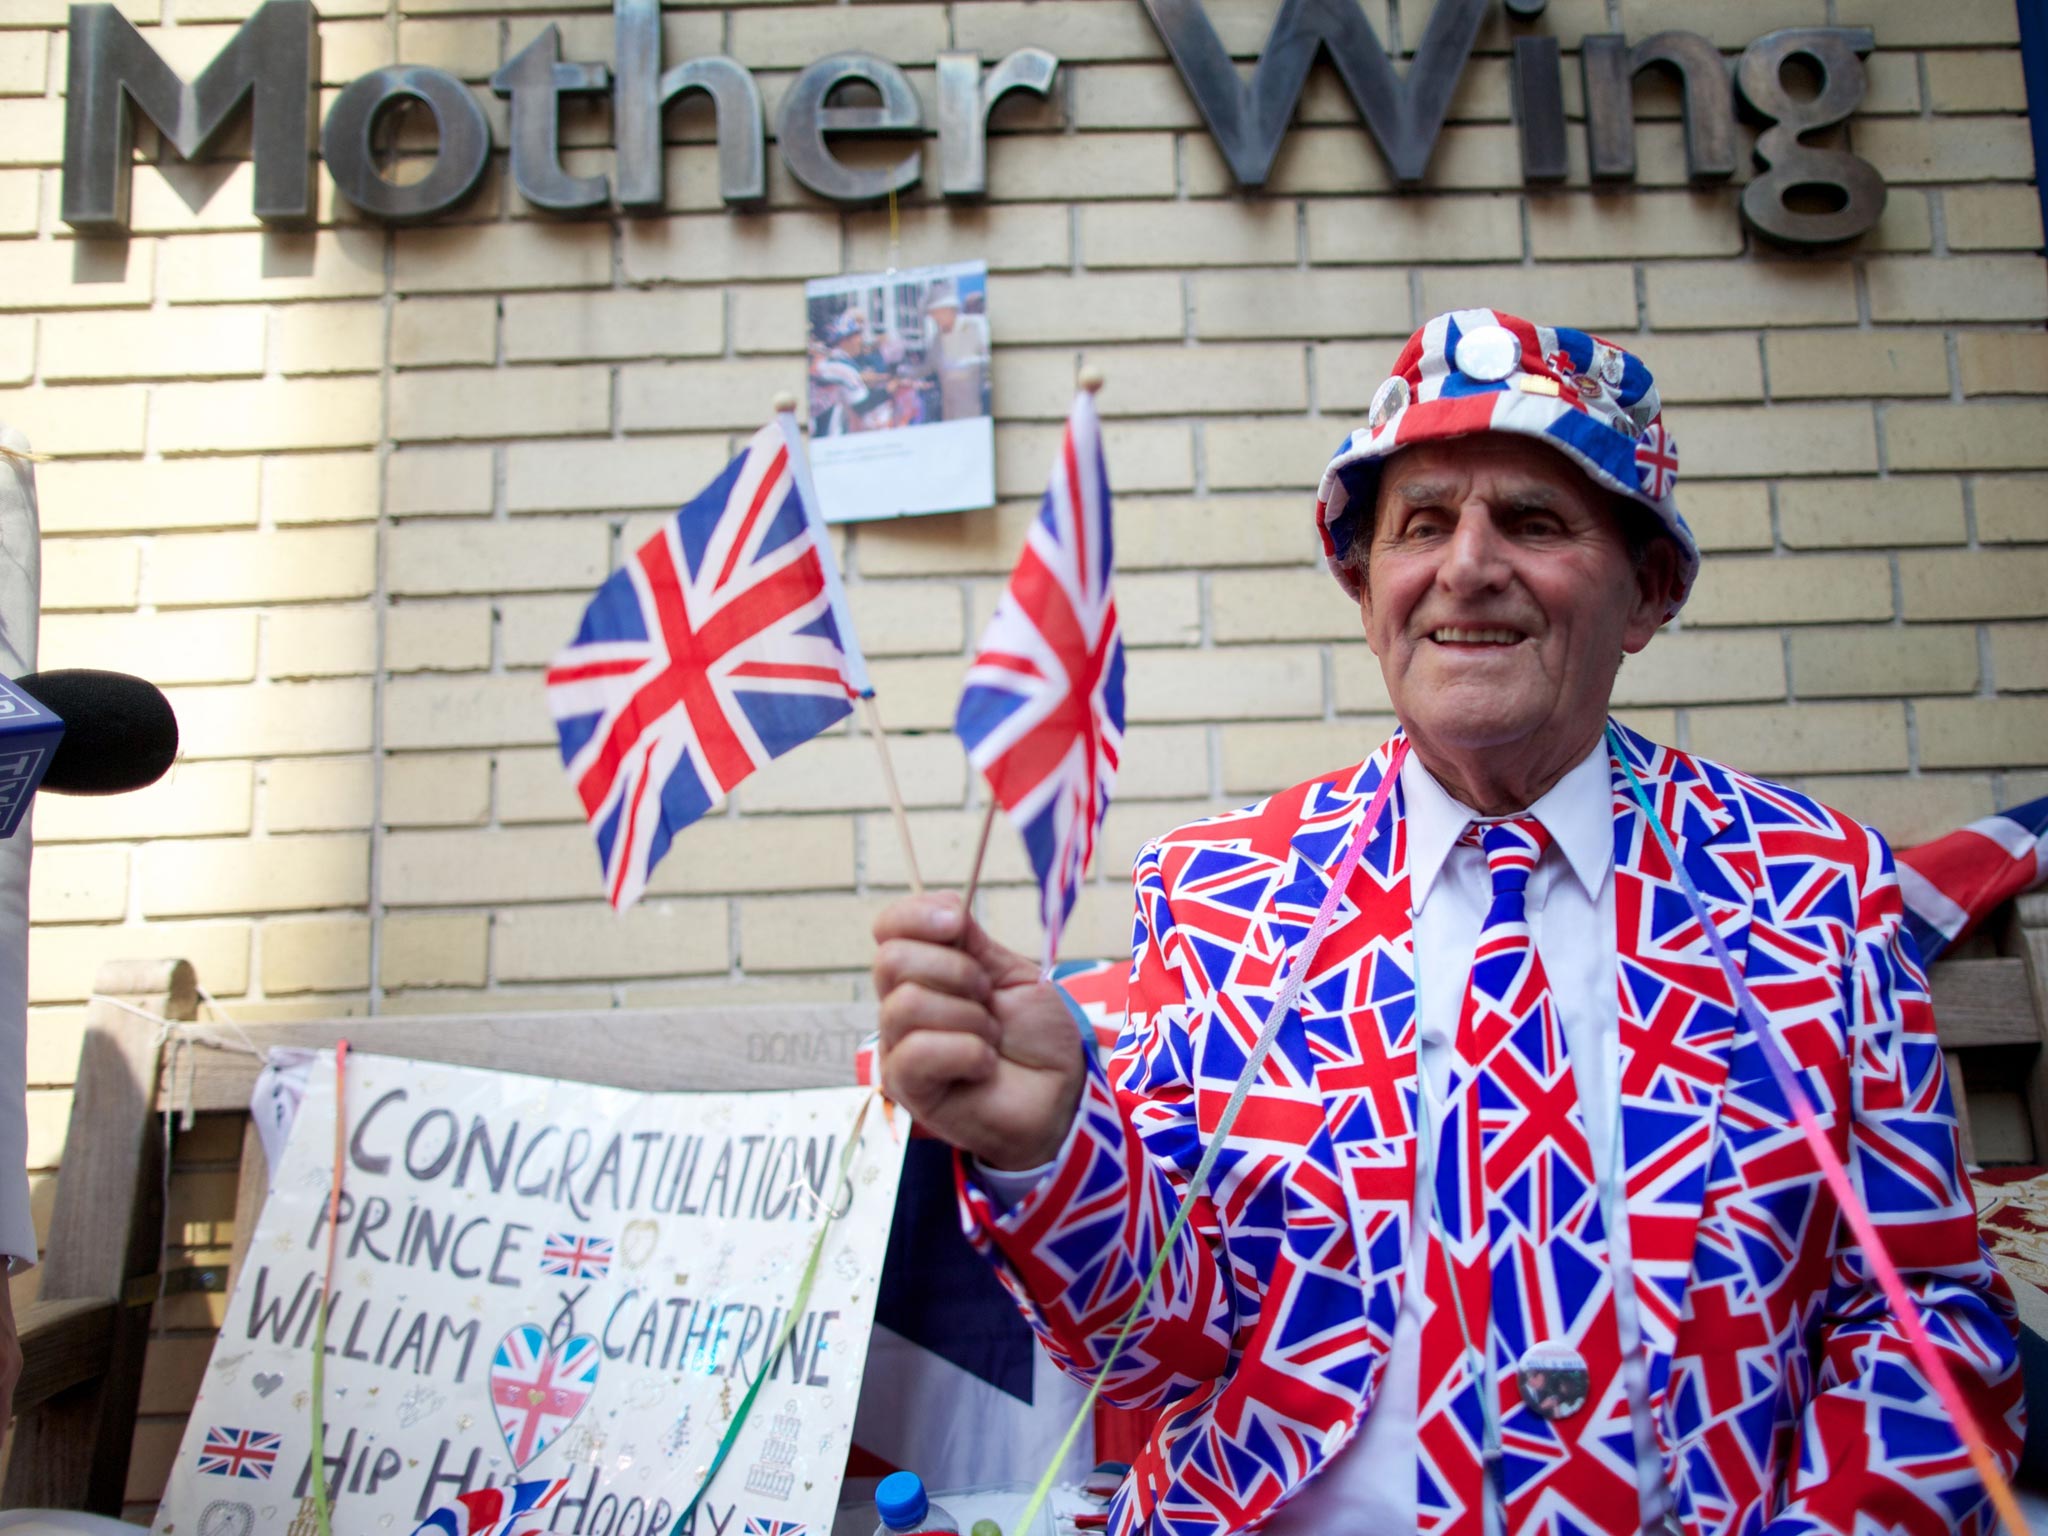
[197,1426,280,1480]
[955,388,1124,964]
[547,421,869,910]
[1634,419,1679,499]
[741,1519,808,1536]
[540,1231,613,1280]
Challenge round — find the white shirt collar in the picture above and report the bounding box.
[1400,735,1615,907]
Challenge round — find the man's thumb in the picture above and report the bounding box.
[957,911,1043,992]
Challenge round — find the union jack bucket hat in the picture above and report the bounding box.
[1315,308,1700,614]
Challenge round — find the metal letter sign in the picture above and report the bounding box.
[1511,36,1567,182]
[1582,31,1737,182]
[1737,28,1885,245]
[493,23,610,212]
[779,53,925,202]
[613,0,765,212]
[1140,0,1487,184]
[58,0,1889,246]
[63,0,317,234]
[322,65,490,222]
[936,49,1059,197]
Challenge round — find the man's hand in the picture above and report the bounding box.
[872,894,1087,1171]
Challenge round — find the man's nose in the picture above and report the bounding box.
[1437,503,1511,591]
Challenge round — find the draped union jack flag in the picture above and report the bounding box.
[410,1477,569,1536]
[197,1426,280,1480]
[547,424,859,909]
[955,389,1124,962]
[1898,792,2048,961]
[540,1231,613,1280]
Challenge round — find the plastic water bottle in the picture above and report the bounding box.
[873,1471,960,1534]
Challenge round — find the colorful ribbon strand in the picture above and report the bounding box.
[668,1089,879,1536]
[1607,724,2022,1534]
[310,1039,351,1536]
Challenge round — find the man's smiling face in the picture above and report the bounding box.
[1357,434,1677,771]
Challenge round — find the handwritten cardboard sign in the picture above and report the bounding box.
[154,1053,905,1536]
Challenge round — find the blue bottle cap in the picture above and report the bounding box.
[875,1471,929,1529]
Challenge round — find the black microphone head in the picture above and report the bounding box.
[13,669,178,795]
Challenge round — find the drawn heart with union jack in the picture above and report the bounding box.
[488,1324,602,1470]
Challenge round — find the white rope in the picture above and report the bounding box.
[86,993,269,1134]
[87,992,267,1058]
[82,992,282,1344]
[195,984,261,1056]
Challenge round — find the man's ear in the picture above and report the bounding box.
[1622,536,1684,653]
[1352,559,1379,653]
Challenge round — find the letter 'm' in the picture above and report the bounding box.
[63,0,318,235]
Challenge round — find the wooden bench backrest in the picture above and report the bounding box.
[1928,891,2048,1166]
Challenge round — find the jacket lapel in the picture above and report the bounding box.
[1292,739,1421,1392]
[1605,723,1759,1457]
[1155,740,1419,1523]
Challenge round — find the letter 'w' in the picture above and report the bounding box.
[1143,0,1486,184]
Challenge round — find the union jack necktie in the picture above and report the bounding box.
[1416,818,1640,1536]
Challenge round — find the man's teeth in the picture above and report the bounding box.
[1431,627,1522,644]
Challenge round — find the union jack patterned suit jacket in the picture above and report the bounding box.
[957,724,2023,1536]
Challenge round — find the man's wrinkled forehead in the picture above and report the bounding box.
[1373,436,1604,517]
[1385,473,1577,509]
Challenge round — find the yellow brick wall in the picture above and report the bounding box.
[1,0,2045,1507]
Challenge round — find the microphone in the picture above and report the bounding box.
[15,670,179,796]
[0,669,178,835]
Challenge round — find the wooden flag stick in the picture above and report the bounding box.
[859,693,923,896]
[962,795,1000,913]
[772,391,926,897]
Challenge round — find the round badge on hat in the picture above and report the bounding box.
[1368,375,1410,431]
[1453,325,1521,383]
[1515,1341,1591,1422]
[1598,346,1627,386]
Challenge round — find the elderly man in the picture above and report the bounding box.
[873,311,2023,1535]
[918,280,990,422]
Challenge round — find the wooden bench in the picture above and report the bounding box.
[10,903,2048,1519]
[1927,891,2048,1167]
